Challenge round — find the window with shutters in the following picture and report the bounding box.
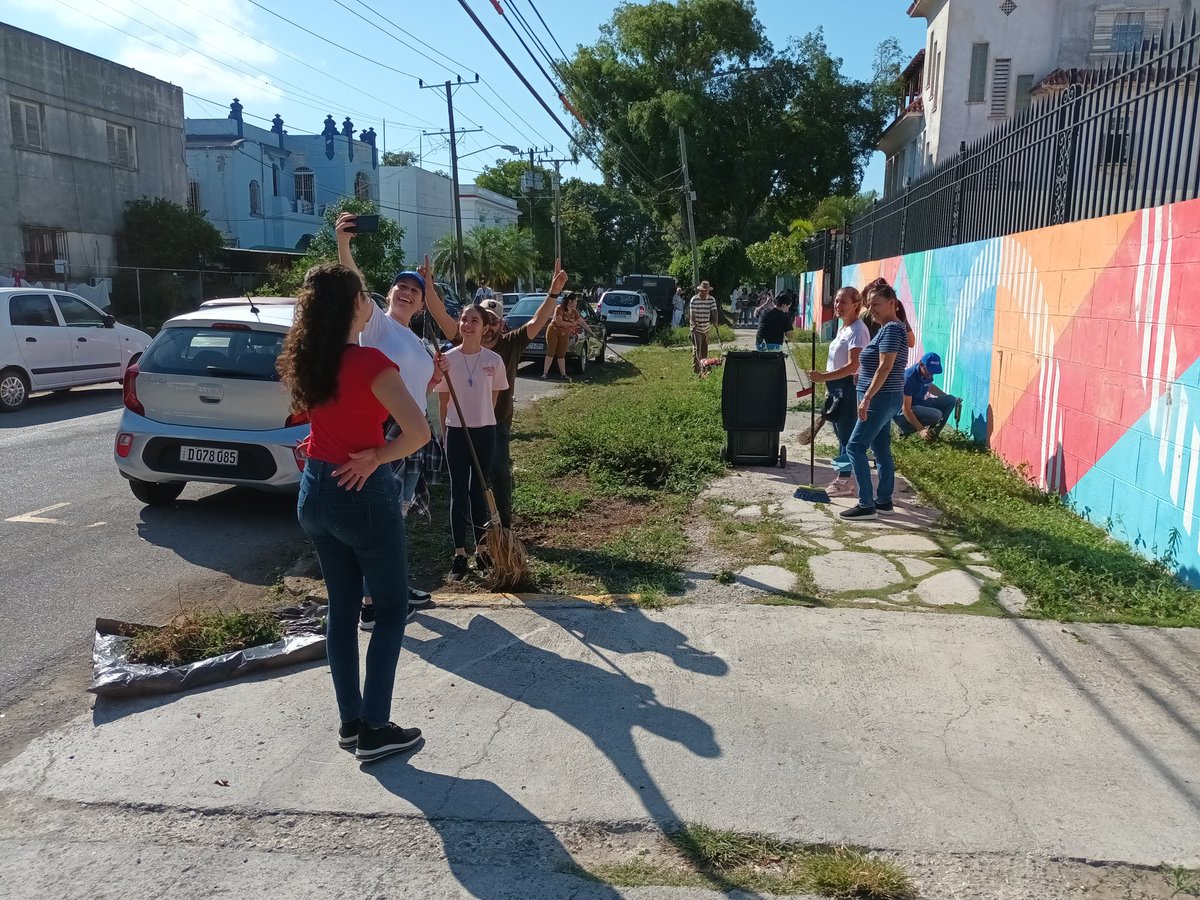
[991,58,1012,117]
[187,181,201,214]
[249,180,262,217]
[106,122,134,167]
[1093,10,1166,56]
[354,170,371,199]
[1015,74,1035,115]
[271,163,279,196]
[968,43,989,103]
[9,98,44,150]
[21,226,66,281]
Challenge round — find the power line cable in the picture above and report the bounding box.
[524,0,570,62]
[347,0,466,78]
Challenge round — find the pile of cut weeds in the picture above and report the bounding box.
[126,608,282,667]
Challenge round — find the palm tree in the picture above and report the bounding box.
[431,226,535,288]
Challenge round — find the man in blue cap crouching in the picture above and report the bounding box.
[894,351,960,441]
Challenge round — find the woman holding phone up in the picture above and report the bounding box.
[277,263,430,763]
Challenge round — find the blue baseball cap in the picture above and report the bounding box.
[921,352,943,375]
[392,270,426,291]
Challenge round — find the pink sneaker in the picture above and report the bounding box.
[826,477,855,497]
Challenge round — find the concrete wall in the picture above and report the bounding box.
[843,196,1200,584]
[378,165,454,265]
[0,24,186,279]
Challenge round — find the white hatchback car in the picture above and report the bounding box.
[0,287,151,411]
[114,297,309,505]
[597,290,657,343]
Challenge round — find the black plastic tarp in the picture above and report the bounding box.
[88,603,327,698]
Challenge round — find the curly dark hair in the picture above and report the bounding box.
[276,263,364,411]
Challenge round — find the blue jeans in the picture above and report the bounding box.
[756,341,783,352]
[298,460,409,728]
[894,393,958,435]
[847,390,903,509]
[826,376,858,476]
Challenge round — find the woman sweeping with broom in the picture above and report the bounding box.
[435,305,509,581]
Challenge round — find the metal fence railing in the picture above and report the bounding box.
[845,12,1200,264]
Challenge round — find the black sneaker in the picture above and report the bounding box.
[355,723,422,762]
[449,554,468,581]
[840,505,877,520]
[338,720,360,750]
[876,501,895,513]
[359,603,375,632]
[408,586,433,608]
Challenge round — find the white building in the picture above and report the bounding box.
[880,0,1195,197]
[458,184,520,231]
[377,166,520,264]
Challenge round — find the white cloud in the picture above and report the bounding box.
[17,0,286,105]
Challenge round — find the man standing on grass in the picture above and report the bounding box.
[689,280,720,374]
[894,351,961,440]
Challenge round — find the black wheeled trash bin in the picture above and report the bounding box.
[721,351,788,466]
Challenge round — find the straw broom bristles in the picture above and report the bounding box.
[481,489,528,591]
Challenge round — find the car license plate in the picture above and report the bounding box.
[181,445,239,466]
[527,341,545,352]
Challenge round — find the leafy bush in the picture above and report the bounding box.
[654,325,736,347]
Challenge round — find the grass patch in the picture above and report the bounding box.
[653,324,736,347]
[126,608,282,667]
[893,432,1200,626]
[587,824,915,899]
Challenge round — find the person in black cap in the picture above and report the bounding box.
[894,351,960,440]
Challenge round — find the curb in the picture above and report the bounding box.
[302,584,641,609]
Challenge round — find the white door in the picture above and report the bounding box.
[7,292,74,389]
[53,294,122,385]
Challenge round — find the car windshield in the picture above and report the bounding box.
[508,297,543,318]
[603,292,642,307]
[139,326,286,380]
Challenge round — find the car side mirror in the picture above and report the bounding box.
[103,314,116,328]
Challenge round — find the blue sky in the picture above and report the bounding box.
[5,0,925,193]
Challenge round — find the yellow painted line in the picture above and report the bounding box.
[5,502,70,524]
[430,592,641,607]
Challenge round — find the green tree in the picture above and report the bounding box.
[382,150,417,167]
[808,192,877,230]
[475,159,557,271]
[670,235,747,300]
[119,197,225,268]
[561,1,892,243]
[259,197,405,296]
[430,226,534,288]
[558,179,671,284]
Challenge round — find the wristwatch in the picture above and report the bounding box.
[548,292,560,298]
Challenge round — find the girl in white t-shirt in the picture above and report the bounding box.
[808,287,870,496]
[434,306,509,579]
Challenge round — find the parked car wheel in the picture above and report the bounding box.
[640,326,653,344]
[571,342,589,375]
[595,335,607,365]
[0,367,30,412]
[128,478,186,506]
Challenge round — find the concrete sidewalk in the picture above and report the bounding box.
[2,602,1198,897]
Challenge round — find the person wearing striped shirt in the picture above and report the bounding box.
[842,284,909,520]
[689,280,720,374]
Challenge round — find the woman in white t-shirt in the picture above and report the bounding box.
[807,287,870,497]
[434,305,509,580]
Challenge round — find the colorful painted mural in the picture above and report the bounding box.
[843,197,1200,584]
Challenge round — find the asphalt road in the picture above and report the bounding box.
[0,384,306,759]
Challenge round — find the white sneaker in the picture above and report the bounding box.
[826,477,855,497]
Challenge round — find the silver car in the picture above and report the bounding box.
[114,298,308,505]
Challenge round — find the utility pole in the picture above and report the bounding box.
[519,145,552,289]
[540,153,577,265]
[420,75,480,299]
[678,126,699,288]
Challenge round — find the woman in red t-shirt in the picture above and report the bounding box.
[277,263,430,764]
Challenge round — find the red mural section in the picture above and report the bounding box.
[992,199,1200,494]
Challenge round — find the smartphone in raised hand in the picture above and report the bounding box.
[348,214,379,234]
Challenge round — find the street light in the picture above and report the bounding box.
[458,143,520,159]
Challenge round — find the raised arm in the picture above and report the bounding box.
[335,214,374,321]
[524,258,569,339]
[418,254,459,341]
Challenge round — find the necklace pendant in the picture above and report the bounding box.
[468,377,474,386]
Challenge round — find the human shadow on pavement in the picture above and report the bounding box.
[363,757,624,899]
[405,611,723,830]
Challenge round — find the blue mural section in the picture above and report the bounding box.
[843,238,999,445]
[1071,356,1200,586]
